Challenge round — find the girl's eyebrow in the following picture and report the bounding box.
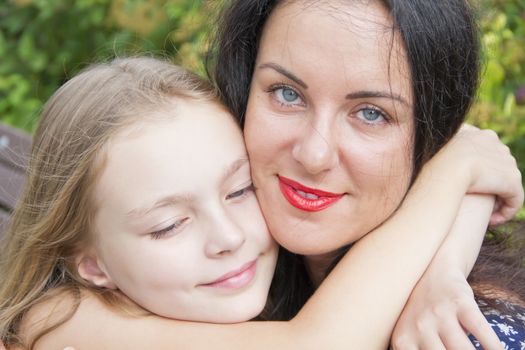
[346,90,409,106]
[126,194,194,219]
[221,158,249,184]
[258,62,308,89]
[126,158,249,219]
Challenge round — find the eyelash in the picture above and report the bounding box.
[266,84,305,108]
[148,184,255,239]
[353,105,391,125]
[265,83,392,125]
[150,217,189,240]
[226,183,256,200]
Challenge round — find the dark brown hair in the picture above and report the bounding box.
[207,0,524,319]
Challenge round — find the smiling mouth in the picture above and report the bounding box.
[278,176,344,212]
[200,260,257,289]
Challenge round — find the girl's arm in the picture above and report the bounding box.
[391,195,503,350]
[23,128,523,350]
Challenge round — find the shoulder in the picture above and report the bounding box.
[20,288,133,349]
[20,289,246,350]
[19,287,79,346]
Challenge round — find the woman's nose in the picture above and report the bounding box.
[292,118,339,175]
[204,209,246,257]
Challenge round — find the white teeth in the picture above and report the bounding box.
[296,189,319,199]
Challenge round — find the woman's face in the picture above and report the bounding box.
[85,100,277,323]
[245,0,415,256]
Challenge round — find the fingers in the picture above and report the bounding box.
[390,334,418,350]
[390,280,502,350]
[460,306,503,350]
[459,123,479,132]
[420,333,447,350]
[439,319,477,350]
[458,126,524,223]
[414,317,448,350]
[490,182,524,225]
[391,312,471,350]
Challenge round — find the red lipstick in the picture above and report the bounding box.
[278,176,344,212]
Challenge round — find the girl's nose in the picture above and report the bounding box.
[204,209,246,257]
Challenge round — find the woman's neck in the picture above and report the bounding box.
[303,250,344,288]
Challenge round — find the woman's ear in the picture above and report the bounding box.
[76,252,117,289]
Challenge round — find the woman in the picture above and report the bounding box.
[208,0,525,347]
[3,0,523,349]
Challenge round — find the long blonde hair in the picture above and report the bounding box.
[0,56,217,347]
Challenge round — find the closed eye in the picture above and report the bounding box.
[150,217,189,240]
[226,183,255,200]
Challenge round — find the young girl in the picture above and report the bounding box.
[0,56,521,350]
[0,56,278,346]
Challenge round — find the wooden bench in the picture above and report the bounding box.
[0,123,32,238]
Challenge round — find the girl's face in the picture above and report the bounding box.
[245,0,415,256]
[85,100,277,323]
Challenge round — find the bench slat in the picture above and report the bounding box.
[0,209,11,238]
[0,124,31,239]
[0,161,27,211]
[0,123,32,171]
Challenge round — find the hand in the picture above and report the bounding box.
[390,268,502,350]
[430,125,523,225]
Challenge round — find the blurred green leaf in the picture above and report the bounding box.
[0,0,522,216]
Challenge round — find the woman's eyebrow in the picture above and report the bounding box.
[257,63,409,106]
[346,90,409,106]
[258,62,308,89]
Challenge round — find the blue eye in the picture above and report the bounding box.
[281,88,299,102]
[271,86,304,106]
[150,217,189,240]
[356,107,388,124]
[226,183,255,200]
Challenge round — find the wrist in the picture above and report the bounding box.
[417,148,470,196]
[420,262,469,297]
[427,254,469,279]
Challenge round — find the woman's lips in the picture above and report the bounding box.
[278,175,344,212]
[200,260,257,289]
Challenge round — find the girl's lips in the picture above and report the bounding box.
[278,175,344,212]
[200,260,257,289]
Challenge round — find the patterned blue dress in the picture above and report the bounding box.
[470,300,525,350]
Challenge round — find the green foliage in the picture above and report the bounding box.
[0,0,524,216]
[0,0,210,131]
[469,0,525,218]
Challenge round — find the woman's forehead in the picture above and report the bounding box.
[266,0,398,57]
[258,0,413,106]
